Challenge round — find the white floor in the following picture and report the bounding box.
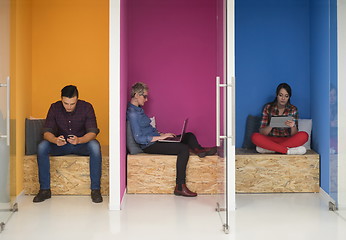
[1,193,346,240]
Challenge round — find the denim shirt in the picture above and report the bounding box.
[127,103,160,149]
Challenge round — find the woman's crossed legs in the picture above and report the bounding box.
[251,131,308,154]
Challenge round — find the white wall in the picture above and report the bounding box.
[109,0,121,210]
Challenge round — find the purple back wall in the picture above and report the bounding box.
[127,0,218,147]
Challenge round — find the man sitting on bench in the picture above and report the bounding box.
[33,85,103,203]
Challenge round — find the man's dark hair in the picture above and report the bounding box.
[61,85,79,98]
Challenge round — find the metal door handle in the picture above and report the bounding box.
[216,76,232,146]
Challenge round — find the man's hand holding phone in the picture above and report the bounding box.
[67,135,78,145]
[56,135,67,146]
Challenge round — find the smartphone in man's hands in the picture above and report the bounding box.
[58,136,66,141]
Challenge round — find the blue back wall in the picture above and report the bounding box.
[235,0,311,148]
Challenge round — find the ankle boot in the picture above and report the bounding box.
[174,184,197,197]
[193,147,217,158]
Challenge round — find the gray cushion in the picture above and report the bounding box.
[126,121,143,155]
[242,115,262,149]
[25,118,45,155]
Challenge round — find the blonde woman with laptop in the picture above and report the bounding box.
[251,83,308,155]
[127,82,216,197]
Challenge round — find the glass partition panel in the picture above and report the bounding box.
[216,138,227,229]
[0,78,12,232]
[329,0,338,209]
[215,0,228,233]
[336,0,346,218]
[0,0,16,233]
[215,0,235,233]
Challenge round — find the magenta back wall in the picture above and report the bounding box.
[127,0,218,147]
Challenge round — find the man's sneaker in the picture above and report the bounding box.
[287,146,306,155]
[33,189,51,203]
[91,189,103,203]
[256,146,275,154]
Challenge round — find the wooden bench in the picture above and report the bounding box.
[236,148,320,193]
[127,153,223,194]
[127,149,320,194]
[23,149,109,196]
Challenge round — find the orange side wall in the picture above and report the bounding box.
[31,0,109,146]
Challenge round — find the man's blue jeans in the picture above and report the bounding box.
[37,140,102,190]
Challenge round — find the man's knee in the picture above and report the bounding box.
[184,132,194,139]
[37,140,51,155]
[87,140,101,154]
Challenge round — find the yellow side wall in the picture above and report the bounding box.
[10,0,32,196]
[31,0,109,146]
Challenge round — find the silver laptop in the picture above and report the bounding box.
[158,119,188,142]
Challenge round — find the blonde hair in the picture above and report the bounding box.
[131,82,148,98]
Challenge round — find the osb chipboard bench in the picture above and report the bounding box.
[127,153,224,194]
[235,148,320,193]
[127,149,319,194]
[23,147,109,196]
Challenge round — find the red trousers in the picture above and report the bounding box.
[251,131,309,154]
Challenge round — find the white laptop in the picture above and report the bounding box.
[158,119,188,142]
